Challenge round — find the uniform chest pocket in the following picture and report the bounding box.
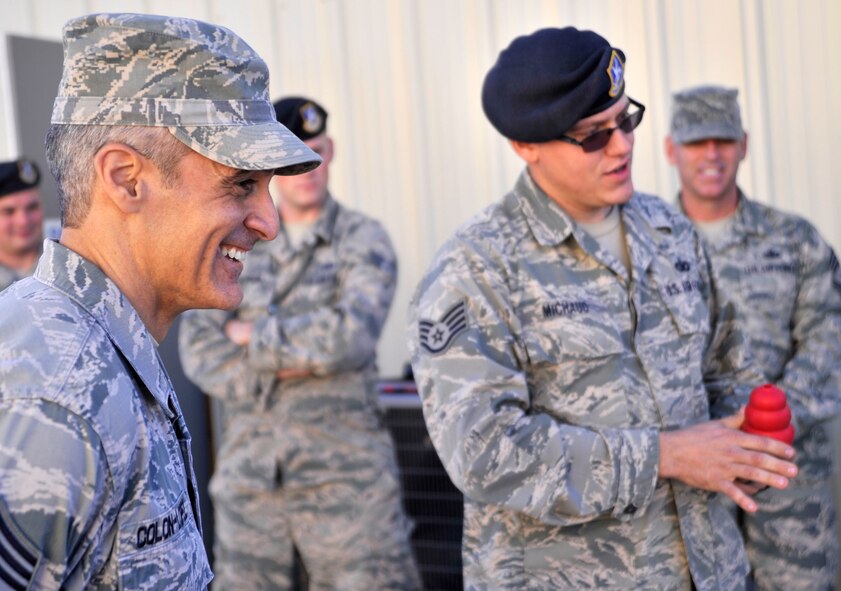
[301,261,339,288]
[739,257,798,321]
[662,292,709,337]
[523,319,625,363]
[651,252,710,339]
[118,493,212,590]
[521,318,628,426]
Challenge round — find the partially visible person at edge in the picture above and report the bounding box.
[179,96,421,590]
[0,13,320,590]
[0,158,43,291]
[407,27,799,590]
[665,85,841,591]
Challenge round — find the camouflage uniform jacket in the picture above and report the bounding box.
[408,172,759,590]
[179,195,398,488]
[680,193,841,481]
[0,258,38,292]
[0,240,212,590]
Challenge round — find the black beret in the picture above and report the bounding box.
[482,27,626,142]
[0,158,40,199]
[273,97,328,141]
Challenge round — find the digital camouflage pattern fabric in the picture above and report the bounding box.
[669,85,744,144]
[180,196,420,590]
[683,194,841,590]
[0,240,212,590]
[409,171,761,590]
[0,264,34,292]
[52,13,320,175]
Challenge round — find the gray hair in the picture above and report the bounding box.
[45,125,190,227]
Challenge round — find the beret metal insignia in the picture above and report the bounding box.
[606,50,624,98]
[300,102,323,135]
[419,301,467,354]
[18,160,38,185]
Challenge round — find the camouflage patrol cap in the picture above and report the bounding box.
[0,158,40,198]
[670,85,745,144]
[51,13,322,175]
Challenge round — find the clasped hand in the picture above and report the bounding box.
[658,412,797,513]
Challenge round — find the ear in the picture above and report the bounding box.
[509,140,539,164]
[93,143,147,214]
[664,136,677,165]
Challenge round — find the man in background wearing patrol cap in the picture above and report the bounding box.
[0,13,321,590]
[666,85,841,590]
[179,96,420,590]
[0,158,43,291]
[408,27,799,590]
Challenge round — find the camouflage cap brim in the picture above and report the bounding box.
[52,96,321,175]
[671,125,744,145]
[171,123,321,175]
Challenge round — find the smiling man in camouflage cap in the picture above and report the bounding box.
[666,84,841,591]
[0,12,320,590]
[408,27,798,590]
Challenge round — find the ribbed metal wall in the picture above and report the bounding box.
[1,0,839,377]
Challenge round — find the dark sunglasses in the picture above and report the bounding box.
[558,97,646,152]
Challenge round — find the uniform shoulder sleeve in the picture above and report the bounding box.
[0,399,111,589]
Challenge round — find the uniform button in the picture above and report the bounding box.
[624,504,637,515]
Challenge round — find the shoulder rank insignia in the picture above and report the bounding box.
[0,505,37,589]
[419,301,467,354]
[300,102,324,135]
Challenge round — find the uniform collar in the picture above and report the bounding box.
[514,170,575,247]
[732,191,773,238]
[33,239,175,415]
[676,189,769,250]
[514,169,672,280]
[310,193,340,243]
[276,193,339,254]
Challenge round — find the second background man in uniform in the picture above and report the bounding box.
[180,97,420,590]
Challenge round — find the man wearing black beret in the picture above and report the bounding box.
[0,158,43,291]
[408,27,797,590]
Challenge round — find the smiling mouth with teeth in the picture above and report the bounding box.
[220,246,247,262]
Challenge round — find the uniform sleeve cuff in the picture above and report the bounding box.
[606,426,661,520]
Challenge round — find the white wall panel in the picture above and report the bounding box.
[1,0,839,376]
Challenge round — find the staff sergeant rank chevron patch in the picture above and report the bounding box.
[419,301,468,354]
[0,507,37,590]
